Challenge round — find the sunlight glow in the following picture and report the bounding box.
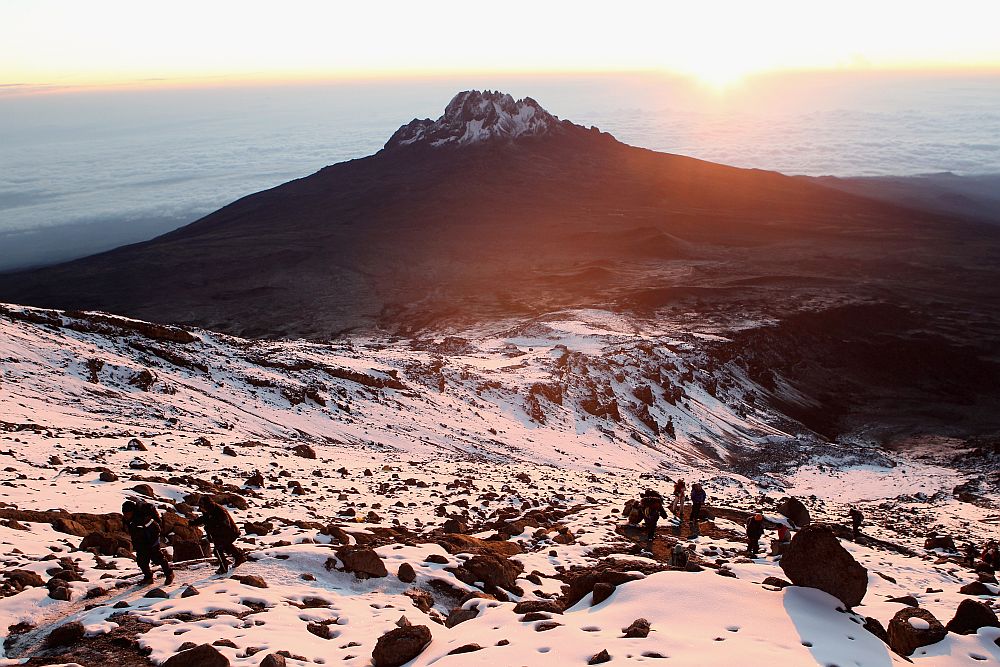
[2,0,1000,93]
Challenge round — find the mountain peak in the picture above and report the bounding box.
[385,90,565,149]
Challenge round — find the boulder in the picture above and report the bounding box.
[924,534,957,551]
[259,654,286,667]
[959,581,993,596]
[45,621,84,647]
[589,649,612,665]
[436,533,523,557]
[397,562,416,583]
[776,497,810,528]
[622,618,651,638]
[442,518,467,534]
[371,624,432,667]
[592,582,615,605]
[162,643,230,667]
[7,569,45,588]
[512,600,564,615]
[172,539,207,562]
[292,444,317,459]
[888,607,946,657]
[945,599,1000,635]
[99,471,119,482]
[779,524,867,607]
[455,553,523,593]
[336,546,388,578]
[863,617,889,645]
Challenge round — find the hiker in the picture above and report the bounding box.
[746,512,765,556]
[689,482,707,534]
[190,496,246,573]
[122,499,173,585]
[670,542,690,568]
[848,507,864,540]
[669,479,686,518]
[964,542,980,567]
[640,489,668,543]
[981,540,1000,571]
[770,523,791,556]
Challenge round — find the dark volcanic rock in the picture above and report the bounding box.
[45,621,85,647]
[887,607,946,657]
[779,524,867,607]
[945,599,1000,635]
[371,624,432,667]
[336,546,388,578]
[162,643,230,667]
[776,497,810,527]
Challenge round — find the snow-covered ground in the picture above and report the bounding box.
[0,304,997,666]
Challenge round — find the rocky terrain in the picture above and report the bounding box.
[1,303,999,666]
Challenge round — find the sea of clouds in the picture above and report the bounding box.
[1,73,999,271]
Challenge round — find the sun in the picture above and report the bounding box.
[682,57,758,91]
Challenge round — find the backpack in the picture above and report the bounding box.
[642,494,663,519]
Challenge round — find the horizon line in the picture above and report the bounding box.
[4,65,1000,99]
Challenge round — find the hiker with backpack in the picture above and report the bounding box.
[640,489,668,543]
[848,507,864,540]
[122,499,173,585]
[689,482,707,535]
[669,479,686,518]
[745,512,766,557]
[190,496,246,573]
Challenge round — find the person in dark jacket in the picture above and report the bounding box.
[689,483,707,534]
[746,512,766,556]
[190,496,246,573]
[122,500,173,585]
[640,489,668,544]
[848,507,864,540]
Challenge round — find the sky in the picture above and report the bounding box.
[3,0,1000,94]
[2,2,1000,272]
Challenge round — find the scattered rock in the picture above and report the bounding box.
[161,643,230,667]
[776,497,810,527]
[592,582,615,605]
[397,562,416,583]
[447,643,483,655]
[336,546,388,578]
[589,649,612,665]
[622,618,651,638]
[259,652,287,666]
[292,444,317,459]
[959,581,993,596]
[945,599,1000,635]
[371,624,432,667]
[231,574,268,588]
[45,621,84,647]
[887,607,947,657]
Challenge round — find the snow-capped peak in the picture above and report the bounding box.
[385,90,564,149]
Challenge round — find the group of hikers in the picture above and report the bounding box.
[625,482,872,558]
[121,495,246,585]
[625,479,707,541]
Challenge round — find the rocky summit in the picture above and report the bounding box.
[385,90,566,149]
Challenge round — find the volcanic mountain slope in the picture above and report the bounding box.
[1,304,999,666]
[3,90,998,341]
